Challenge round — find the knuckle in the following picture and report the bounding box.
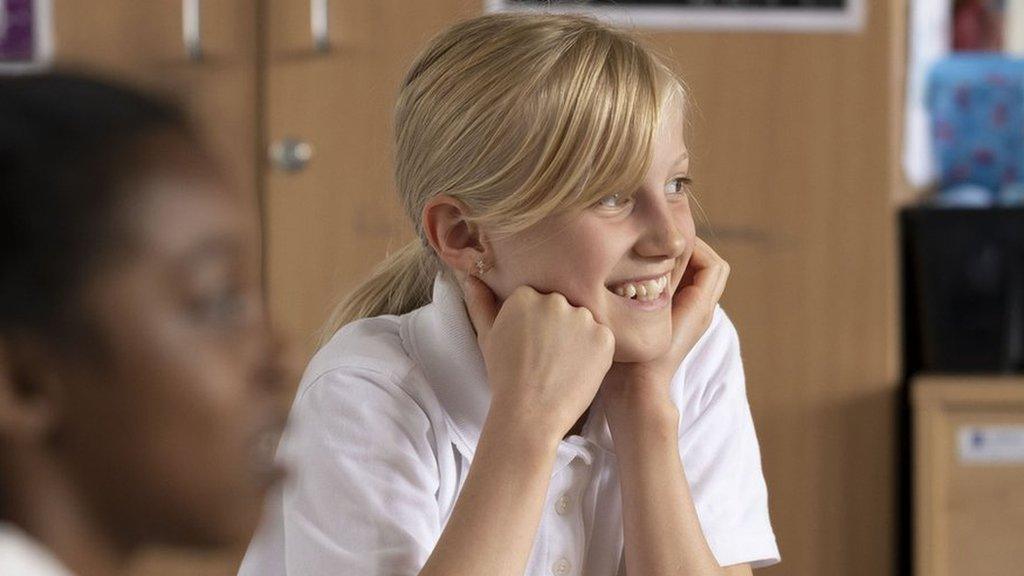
[508,286,527,302]
[517,285,538,298]
[545,293,570,312]
[515,287,542,307]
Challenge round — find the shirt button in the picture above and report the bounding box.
[555,493,572,515]
[552,557,572,575]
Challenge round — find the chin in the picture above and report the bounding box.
[163,491,264,549]
[183,512,261,550]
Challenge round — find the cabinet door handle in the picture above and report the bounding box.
[270,138,315,173]
[312,0,329,52]
[183,0,202,60]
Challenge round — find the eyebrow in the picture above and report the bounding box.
[669,151,690,172]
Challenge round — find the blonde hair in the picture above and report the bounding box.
[322,12,686,341]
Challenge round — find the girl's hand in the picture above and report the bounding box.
[462,275,615,443]
[602,238,730,412]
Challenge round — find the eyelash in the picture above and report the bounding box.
[668,176,693,196]
[597,176,692,209]
[190,284,250,326]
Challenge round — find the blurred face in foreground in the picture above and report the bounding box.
[0,133,290,552]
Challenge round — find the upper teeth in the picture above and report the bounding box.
[613,274,670,301]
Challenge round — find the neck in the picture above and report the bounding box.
[1,452,130,576]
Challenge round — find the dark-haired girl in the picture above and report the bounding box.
[0,73,289,576]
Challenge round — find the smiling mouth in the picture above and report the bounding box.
[609,272,671,302]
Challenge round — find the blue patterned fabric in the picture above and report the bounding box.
[927,55,1024,195]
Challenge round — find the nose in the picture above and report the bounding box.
[258,325,296,396]
[633,198,688,259]
[250,300,296,399]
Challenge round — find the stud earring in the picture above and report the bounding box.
[474,258,491,276]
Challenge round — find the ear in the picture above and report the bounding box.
[422,195,490,274]
[0,339,61,443]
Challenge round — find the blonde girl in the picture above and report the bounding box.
[241,12,778,576]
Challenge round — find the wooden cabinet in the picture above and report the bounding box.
[52,0,261,213]
[913,376,1024,576]
[262,0,481,353]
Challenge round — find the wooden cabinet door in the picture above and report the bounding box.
[913,377,1024,576]
[262,0,482,357]
[52,1,260,211]
[649,6,898,574]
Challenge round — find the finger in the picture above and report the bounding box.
[462,273,500,343]
[672,239,716,309]
[669,239,727,336]
[694,238,729,304]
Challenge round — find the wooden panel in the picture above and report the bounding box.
[644,1,899,573]
[912,376,1024,576]
[52,0,261,210]
[262,0,484,353]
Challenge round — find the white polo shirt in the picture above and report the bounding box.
[0,524,75,576]
[239,275,779,576]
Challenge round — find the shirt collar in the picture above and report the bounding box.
[406,274,616,462]
[406,274,492,461]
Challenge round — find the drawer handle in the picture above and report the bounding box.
[312,0,330,52]
[183,0,202,60]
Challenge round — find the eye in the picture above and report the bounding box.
[597,193,631,209]
[190,284,252,326]
[666,176,692,197]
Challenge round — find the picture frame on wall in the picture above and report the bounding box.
[485,0,866,33]
[1,0,52,74]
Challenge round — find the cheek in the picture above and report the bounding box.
[514,253,613,311]
[669,200,696,238]
[146,331,258,469]
[683,215,696,243]
[491,224,627,305]
[134,340,265,543]
[74,310,265,544]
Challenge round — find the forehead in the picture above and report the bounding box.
[652,100,688,161]
[116,141,256,261]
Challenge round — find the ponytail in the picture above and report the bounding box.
[319,240,438,344]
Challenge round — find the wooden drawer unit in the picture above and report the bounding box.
[912,376,1024,576]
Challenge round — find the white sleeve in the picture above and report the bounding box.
[673,307,780,569]
[279,367,442,575]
